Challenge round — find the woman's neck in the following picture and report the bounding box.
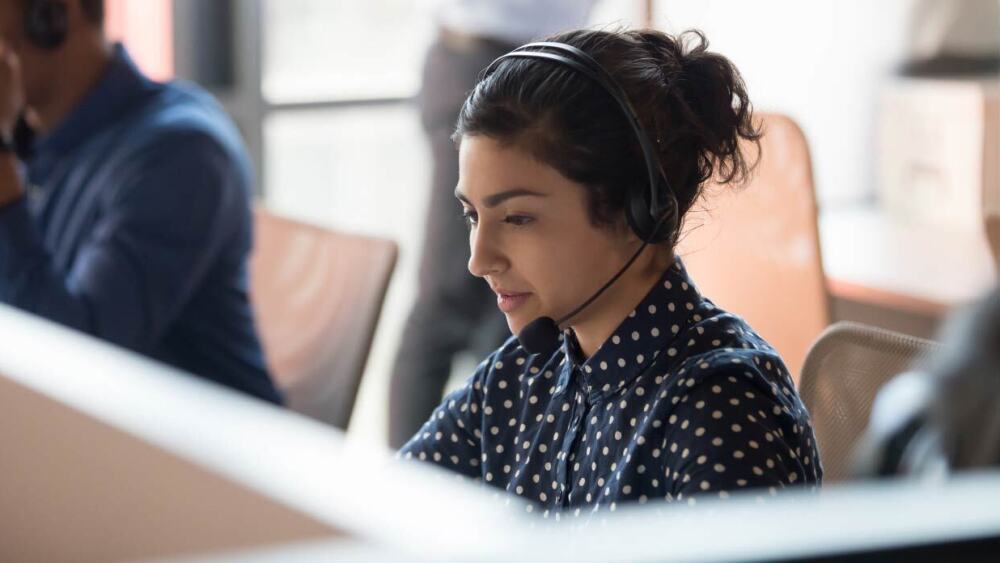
[569,247,673,358]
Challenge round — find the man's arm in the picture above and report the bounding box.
[0,130,251,353]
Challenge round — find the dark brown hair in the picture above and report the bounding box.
[455,28,761,247]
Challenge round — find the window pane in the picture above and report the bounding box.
[105,0,174,80]
[262,0,435,103]
[263,104,429,236]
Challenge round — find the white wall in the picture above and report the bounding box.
[654,0,921,208]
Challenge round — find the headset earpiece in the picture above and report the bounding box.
[25,0,68,50]
[627,178,676,244]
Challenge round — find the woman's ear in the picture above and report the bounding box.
[615,214,642,245]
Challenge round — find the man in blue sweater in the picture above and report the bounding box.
[0,0,281,404]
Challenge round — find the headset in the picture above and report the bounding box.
[25,0,69,50]
[480,42,679,356]
[7,0,68,158]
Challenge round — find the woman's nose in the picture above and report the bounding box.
[468,224,506,278]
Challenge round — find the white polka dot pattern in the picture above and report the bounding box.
[399,259,822,514]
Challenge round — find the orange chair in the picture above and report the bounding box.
[250,208,398,429]
[677,113,829,383]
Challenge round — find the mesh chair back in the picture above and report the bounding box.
[798,321,939,482]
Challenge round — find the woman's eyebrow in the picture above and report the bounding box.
[453,188,548,208]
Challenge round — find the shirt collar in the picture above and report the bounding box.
[33,43,156,157]
[562,258,703,402]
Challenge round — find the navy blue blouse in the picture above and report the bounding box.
[400,259,822,516]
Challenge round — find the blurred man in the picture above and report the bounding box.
[858,287,1000,476]
[389,0,599,447]
[0,0,281,403]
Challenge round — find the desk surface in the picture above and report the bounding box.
[0,305,523,563]
[5,304,1000,563]
[200,472,1000,563]
[821,206,997,316]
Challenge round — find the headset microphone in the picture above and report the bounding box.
[517,241,650,356]
[482,41,678,357]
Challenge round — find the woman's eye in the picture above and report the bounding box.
[504,215,534,226]
[461,209,478,227]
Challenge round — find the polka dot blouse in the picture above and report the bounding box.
[400,259,822,515]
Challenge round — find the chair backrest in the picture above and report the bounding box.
[986,214,1000,269]
[798,321,939,483]
[250,207,398,429]
[676,113,829,383]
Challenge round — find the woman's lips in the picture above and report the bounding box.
[496,292,530,313]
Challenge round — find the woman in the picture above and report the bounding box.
[399,28,822,515]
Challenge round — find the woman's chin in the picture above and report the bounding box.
[506,308,554,338]
[504,309,541,336]
[505,315,525,336]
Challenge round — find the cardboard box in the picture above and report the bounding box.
[877,78,1000,233]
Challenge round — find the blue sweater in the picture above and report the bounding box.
[0,45,281,404]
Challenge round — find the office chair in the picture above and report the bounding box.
[677,113,829,383]
[250,207,398,429]
[986,214,999,269]
[798,321,938,482]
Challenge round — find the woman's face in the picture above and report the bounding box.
[457,135,638,335]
